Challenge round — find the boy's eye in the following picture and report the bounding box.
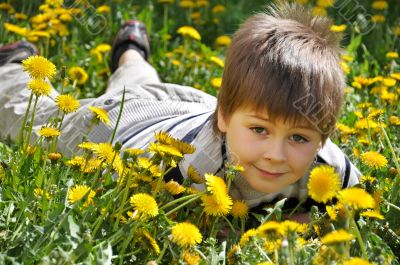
[290,134,308,143]
[251,127,267,135]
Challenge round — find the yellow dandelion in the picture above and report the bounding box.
[66,156,85,168]
[22,55,56,79]
[360,151,388,170]
[123,147,144,157]
[34,188,50,199]
[372,14,385,23]
[211,4,225,13]
[383,77,397,87]
[210,56,224,68]
[183,250,201,265]
[139,230,160,254]
[205,173,228,197]
[239,228,258,246]
[165,180,186,195]
[227,244,241,265]
[389,116,400,125]
[258,221,282,236]
[201,194,232,216]
[77,141,97,151]
[215,35,231,47]
[317,0,334,7]
[56,94,80,113]
[171,222,202,248]
[148,142,183,157]
[312,6,327,16]
[48,152,62,161]
[96,5,110,13]
[231,200,249,219]
[330,24,347,32]
[344,257,372,265]
[92,143,115,162]
[338,188,375,210]
[130,193,159,217]
[307,165,341,203]
[386,51,399,59]
[372,1,388,10]
[361,175,376,185]
[187,165,204,184]
[154,131,173,145]
[211,77,222,88]
[325,205,337,221]
[179,0,195,8]
[360,210,384,220]
[68,184,96,207]
[83,158,103,173]
[158,0,174,4]
[171,138,195,154]
[88,106,110,126]
[281,220,306,234]
[68,66,88,85]
[39,127,61,138]
[27,79,51,96]
[177,26,201,41]
[321,229,354,245]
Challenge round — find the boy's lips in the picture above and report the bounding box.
[252,165,285,179]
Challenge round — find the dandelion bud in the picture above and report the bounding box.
[389,167,398,175]
[114,141,122,151]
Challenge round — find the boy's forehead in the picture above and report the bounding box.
[238,107,319,130]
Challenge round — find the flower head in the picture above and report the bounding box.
[239,228,258,246]
[307,165,341,203]
[177,26,201,41]
[68,184,96,207]
[321,229,354,245]
[215,35,231,47]
[187,165,204,184]
[360,210,384,220]
[231,200,249,219]
[338,188,375,210]
[201,194,232,216]
[56,94,80,113]
[130,193,159,217]
[344,257,372,265]
[205,173,227,197]
[171,222,202,248]
[22,55,56,79]
[39,127,61,138]
[360,151,388,170]
[28,79,51,96]
[68,66,88,85]
[165,180,186,195]
[88,106,110,126]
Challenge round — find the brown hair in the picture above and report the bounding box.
[212,1,345,143]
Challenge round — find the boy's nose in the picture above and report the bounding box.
[262,140,287,162]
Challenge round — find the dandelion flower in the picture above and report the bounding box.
[171,222,202,248]
[344,257,372,265]
[148,142,183,157]
[22,55,56,79]
[56,94,80,113]
[130,193,159,217]
[183,250,201,265]
[68,66,88,85]
[281,220,306,234]
[372,1,388,10]
[338,188,375,210]
[171,138,195,154]
[96,5,110,13]
[165,180,186,195]
[139,230,160,254]
[360,210,384,220]
[77,141,97,151]
[360,151,388,170]
[211,77,222,88]
[88,106,110,126]
[177,26,201,41]
[158,0,174,4]
[330,24,347,32]
[201,194,232,216]
[48,152,62,161]
[187,165,204,184]
[39,127,61,138]
[123,148,144,157]
[211,4,225,13]
[307,165,341,203]
[326,205,337,221]
[34,188,50,199]
[231,200,249,219]
[205,173,227,195]
[66,156,85,168]
[239,228,258,246]
[321,229,354,245]
[27,79,51,96]
[215,35,231,47]
[68,184,96,206]
[258,221,282,236]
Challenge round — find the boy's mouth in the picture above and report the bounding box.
[252,165,285,179]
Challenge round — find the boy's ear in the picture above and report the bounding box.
[217,108,227,133]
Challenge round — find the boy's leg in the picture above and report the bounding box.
[106,20,160,93]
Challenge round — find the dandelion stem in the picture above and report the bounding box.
[19,93,33,147]
[25,95,39,150]
[384,200,400,212]
[380,125,400,203]
[160,193,202,211]
[351,218,368,259]
[113,172,133,231]
[109,87,125,144]
[165,194,202,216]
[156,241,169,263]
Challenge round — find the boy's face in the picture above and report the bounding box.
[218,107,322,194]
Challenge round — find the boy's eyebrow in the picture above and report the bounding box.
[245,114,314,130]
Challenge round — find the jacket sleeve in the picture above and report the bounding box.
[318,139,361,188]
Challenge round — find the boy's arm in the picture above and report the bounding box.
[318,139,361,188]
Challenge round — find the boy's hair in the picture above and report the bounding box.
[213,2,345,143]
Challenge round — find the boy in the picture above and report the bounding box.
[0,2,360,210]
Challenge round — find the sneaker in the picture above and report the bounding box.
[110,20,150,73]
[0,41,38,66]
